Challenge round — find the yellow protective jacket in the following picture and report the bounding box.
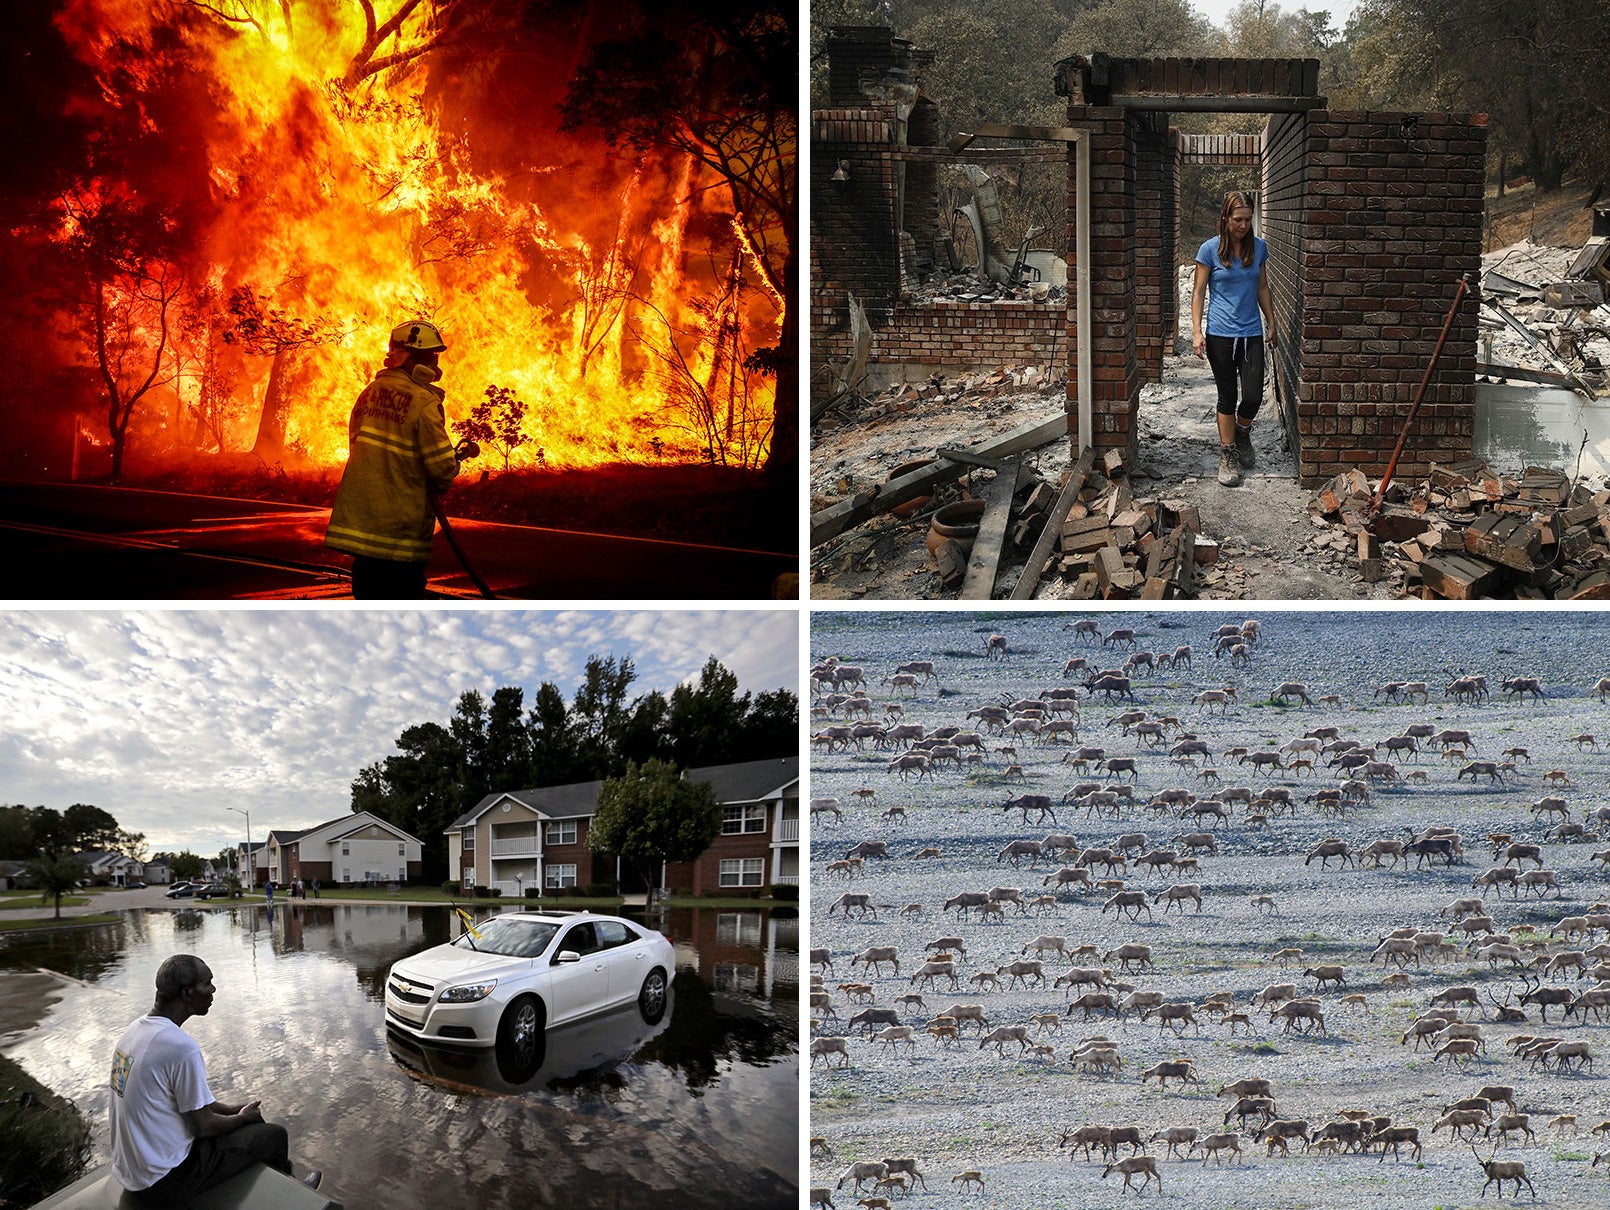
[325,366,459,563]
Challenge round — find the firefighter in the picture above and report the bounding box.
[324,320,471,598]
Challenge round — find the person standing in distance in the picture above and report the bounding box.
[109,954,320,1201]
[1191,191,1278,487]
[325,320,465,598]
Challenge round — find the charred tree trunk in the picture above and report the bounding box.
[251,346,294,460]
[766,245,797,480]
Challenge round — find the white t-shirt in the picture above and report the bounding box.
[109,1015,214,1191]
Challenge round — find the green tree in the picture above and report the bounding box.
[169,851,204,882]
[667,655,750,767]
[63,804,121,852]
[0,805,37,857]
[454,384,530,472]
[570,655,640,775]
[589,760,720,905]
[527,681,582,786]
[26,854,89,919]
[738,687,798,758]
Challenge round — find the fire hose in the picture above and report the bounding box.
[430,437,497,599]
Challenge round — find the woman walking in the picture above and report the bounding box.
[1192,191,1278,486]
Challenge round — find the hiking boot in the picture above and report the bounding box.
[302,1171,323,1191]
[1217,445,1243,487]
[1235,423,1256,470]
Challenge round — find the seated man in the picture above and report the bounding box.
[109,954,320,1202]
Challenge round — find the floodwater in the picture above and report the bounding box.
[0,903,798,1209]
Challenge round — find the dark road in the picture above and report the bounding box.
[0,483,796,600]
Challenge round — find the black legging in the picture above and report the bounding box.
[1204,334,1265,421]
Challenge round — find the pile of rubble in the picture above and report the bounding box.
[901,268,1068,307]
[1308,460,1610,599]
[812,365,1062,436]
[1480,240,1610,392]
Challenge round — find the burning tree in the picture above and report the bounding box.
[558,0,797,476]
[222,286,344,462]
[6,0,793,486]
[54,185,186,482]
[455,384,531,472]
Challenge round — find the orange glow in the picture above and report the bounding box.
[48,0,778,470]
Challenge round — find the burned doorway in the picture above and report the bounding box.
[1056,54,1486,486]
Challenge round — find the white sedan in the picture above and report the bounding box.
[384,910,674,1054]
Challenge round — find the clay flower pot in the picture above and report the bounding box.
[888,459,936,517]
[926,499,985,558]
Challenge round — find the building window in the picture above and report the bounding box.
[545,820,577,846]
[719,858,764,887]
[716,912,762,946]
[545,863,578,889]
[713,963,760,994]
[342,843,350,856]
[462,868,474,888]
[463,830,475,851]
[722,804,767,835]
[398,843,405,856]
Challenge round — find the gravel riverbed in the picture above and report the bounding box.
[810,610,1610,1209]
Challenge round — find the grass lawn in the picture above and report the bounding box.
[0,892,91,909]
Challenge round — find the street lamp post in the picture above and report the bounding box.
[227,807,251,890]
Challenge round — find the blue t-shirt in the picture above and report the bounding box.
[1196,235,1268,338]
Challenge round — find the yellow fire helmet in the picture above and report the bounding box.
[389,319,448,354]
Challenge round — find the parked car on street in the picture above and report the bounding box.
[383,911,674,1058]
[194,882,232,899]
[164,882,196,899]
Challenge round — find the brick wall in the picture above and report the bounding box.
[1291,110,1485,483]
[1262,111,1307,446]
[1064,104,1140,460]
[1133,114,1172,382]
[811,108,901,363]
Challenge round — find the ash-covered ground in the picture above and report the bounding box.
[811,245,1610,602]
[810,610,1610,1208]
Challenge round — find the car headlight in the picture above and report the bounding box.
[438,980,497,1003]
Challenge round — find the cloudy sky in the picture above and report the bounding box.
[0,609,797,856]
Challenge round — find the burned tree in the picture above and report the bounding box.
[223,285,342,462]
[559,0,797,475]
[455,384,531,473]
[55,185,186,482]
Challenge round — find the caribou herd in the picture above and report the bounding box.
[811,618,1610,1204]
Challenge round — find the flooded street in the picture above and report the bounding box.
[1,903,798,1210]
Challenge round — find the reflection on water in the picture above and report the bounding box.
[0,904,797,1210]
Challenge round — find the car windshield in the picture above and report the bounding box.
[451,916,560,958]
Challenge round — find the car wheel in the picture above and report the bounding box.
[638,968,668,1024]
[497,995,543,1060]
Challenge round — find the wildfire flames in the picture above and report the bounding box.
[22,0,790,474]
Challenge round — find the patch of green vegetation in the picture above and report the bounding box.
[1554,1149,1589,1162]
[0,1053,91,1205]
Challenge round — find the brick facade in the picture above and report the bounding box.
[1285,111,1485,483]
[811,28,1069,384]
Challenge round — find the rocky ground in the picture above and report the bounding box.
[810,611,1610,1208]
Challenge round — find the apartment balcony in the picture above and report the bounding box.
[773,818,799,843]
[491,836,540,857]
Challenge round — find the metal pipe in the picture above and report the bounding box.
[1371,274,1473,511]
